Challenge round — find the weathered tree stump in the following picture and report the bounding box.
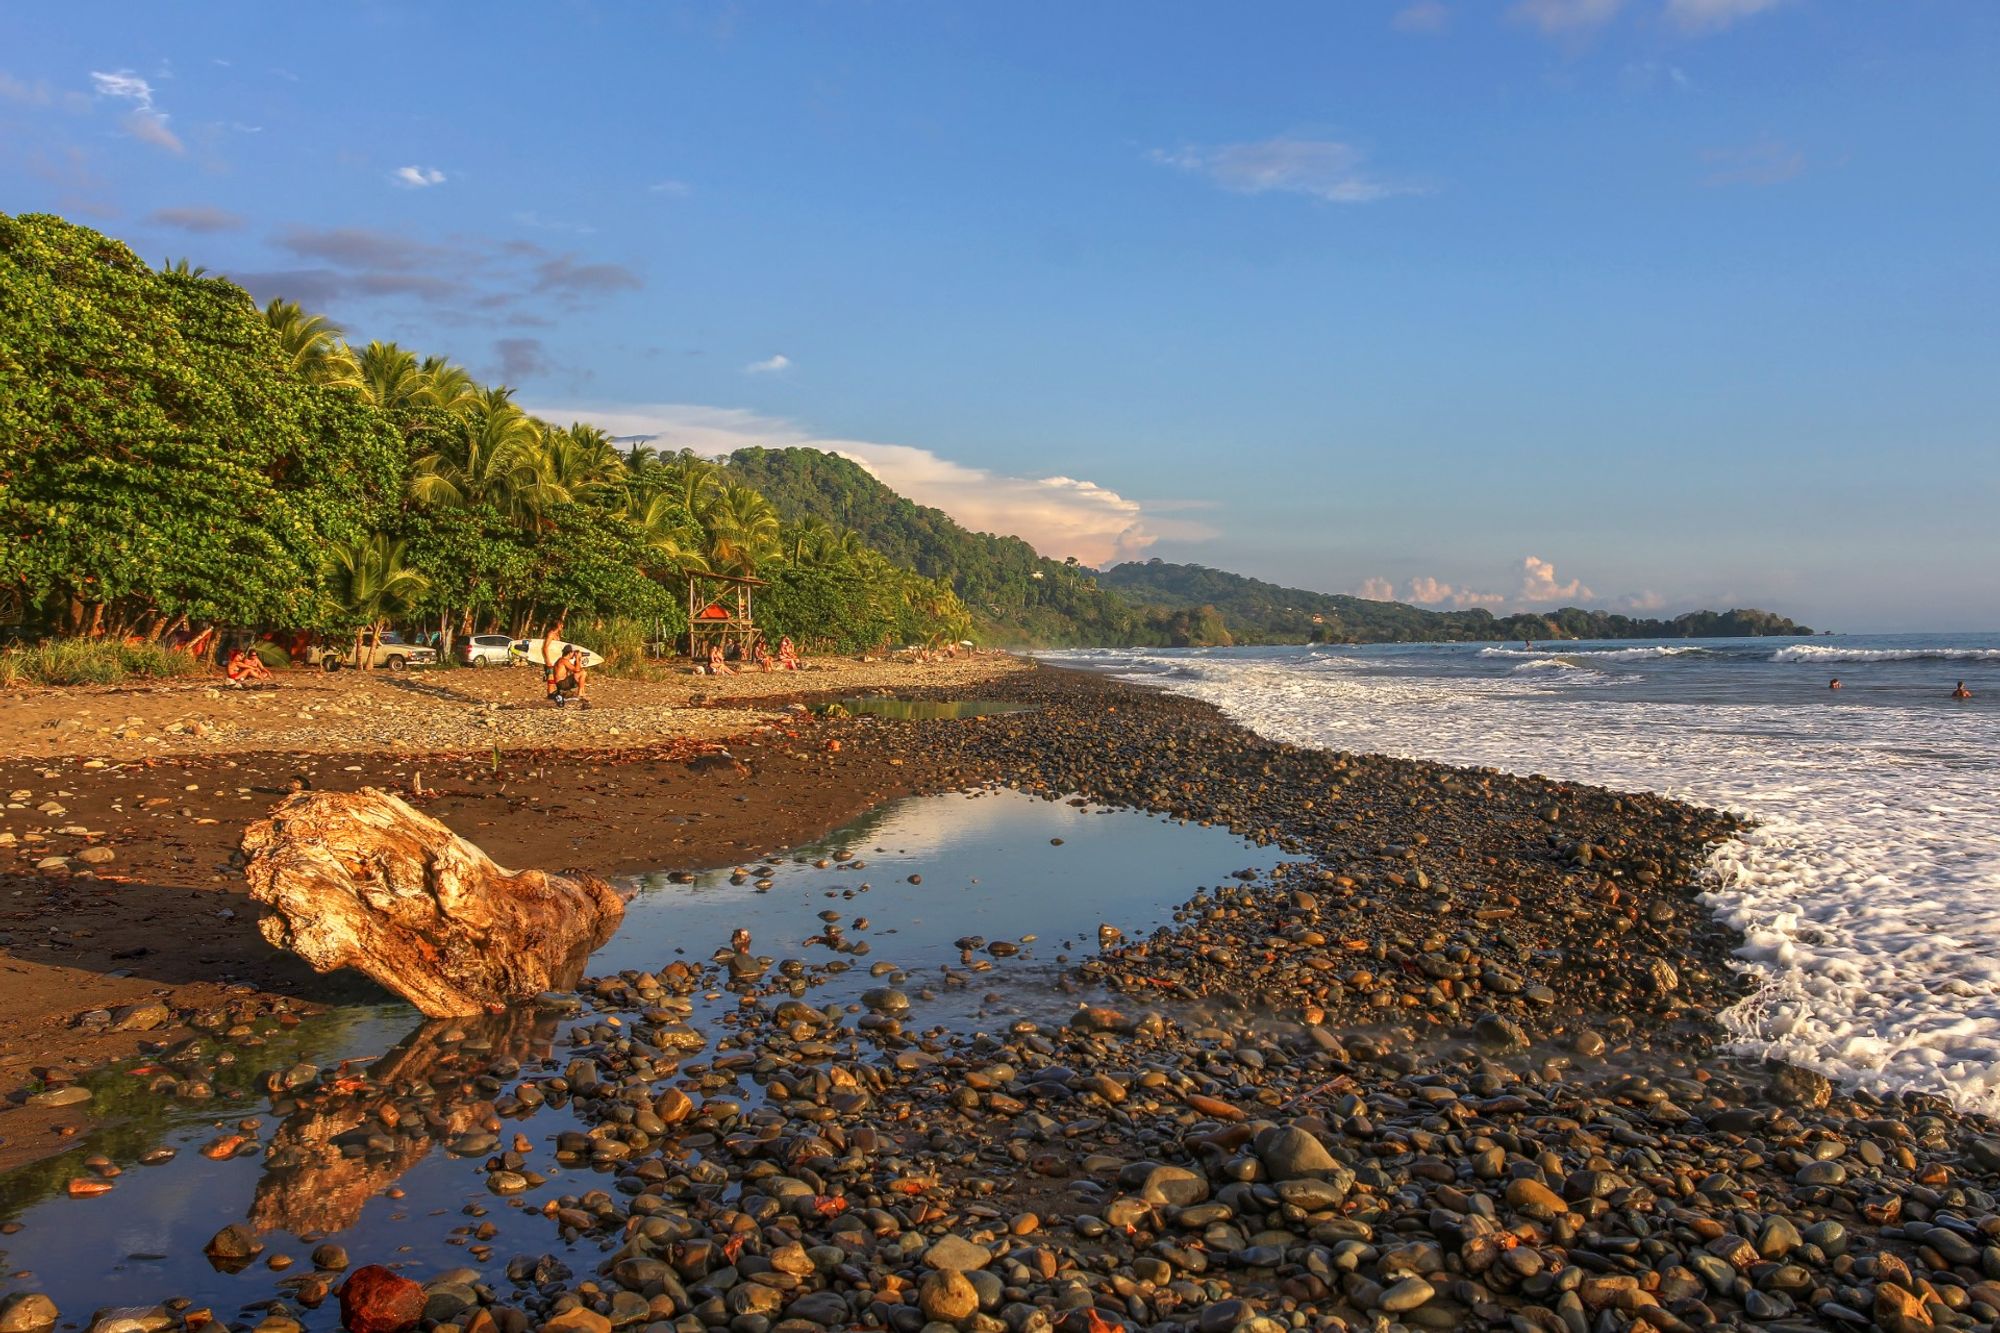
[241,788,625,1016]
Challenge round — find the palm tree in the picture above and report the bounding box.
[160,257,210,277]
[419,356,481,416]
[659,454,723,521]
[324,534,430,670]
[261,299,362,388]
[621,492,709,575]
[703,484,782,577]
[522,422,627,514]
[356,341,431,413]
[409,390,542,514]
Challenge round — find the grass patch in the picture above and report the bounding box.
[0,639,210,687]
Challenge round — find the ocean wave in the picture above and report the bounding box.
[1772,645,2000,664]
[1478,645,1708,662]
[1511,658,1598,673]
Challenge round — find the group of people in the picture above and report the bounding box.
[1829,676,1975,699]
[702,635,801,676]
[540,623,591,705]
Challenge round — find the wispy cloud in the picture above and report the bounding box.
[1508,0,1625,35]
[647,179,692,197]
[1393,2,1452,34]
[275,224,446,270]
[1665,0,1789,34]
[494,337,554,384]
[392,164,446,188]
[150,205,245,233]
[1702,134,1805,187]
[1520,555,1594,603]
[1148,135,1421,205]
[743,354,791,375]
[515,403,1216,566]
[90,69,182,153]
[533,254,642,298]
[514,211,597,236]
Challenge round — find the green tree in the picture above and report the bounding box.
[323,534,430,669]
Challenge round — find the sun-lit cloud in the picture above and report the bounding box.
[1702,135,1805,187]
[1148,136,1421,205]
[1520,555,1594,603]
[1356,578,1398,602]
[744,354,791,375]
[1393,2,1451,33]
[392,165,446,188]
[1508,0,1625,34]
[1665,0,1789,34]
[516,402,1216,566]
[1408,576,1507,608]
[89,69,182,153]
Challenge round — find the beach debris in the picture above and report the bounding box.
[241,788,625,1017]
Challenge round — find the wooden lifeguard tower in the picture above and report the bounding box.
[686,571,768,662]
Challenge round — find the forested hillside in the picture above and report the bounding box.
[1100,560,1813,643]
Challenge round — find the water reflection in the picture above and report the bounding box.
[835,697,1031,720]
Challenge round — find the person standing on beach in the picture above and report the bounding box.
[541,619,565,699]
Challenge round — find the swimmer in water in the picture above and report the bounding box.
[1953,680,1973,699]
[1829,678,1842,690]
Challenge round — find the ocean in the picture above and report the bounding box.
[1043,633,2000,1114]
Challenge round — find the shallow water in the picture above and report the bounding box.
[1044,633,2000,1114]
[0,788,1274,1315]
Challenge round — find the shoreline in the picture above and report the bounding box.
[4,660,1998,1332]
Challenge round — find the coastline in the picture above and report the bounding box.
[4,658,1997,1331]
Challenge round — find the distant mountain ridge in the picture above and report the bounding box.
[721,447,1812,645]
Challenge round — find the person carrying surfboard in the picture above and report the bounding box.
[541,618,565,700]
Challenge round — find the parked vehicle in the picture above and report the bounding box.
[456,633,517,668]
[308,630,440,672]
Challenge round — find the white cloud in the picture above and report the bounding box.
[1149,136,1421,205]
[1702,135,1805,187]
[1393,1,1451,33]
[1520,555,1595,603]
[1619,590,1666,611]
[1357,578,1398,602]
[1408,576,1507,608]
[90,69,182,153]
[1665,0,1789,33]
[1508,0,1625,34]
[393,165,446,188]
[516,402,1215,566]
[743,354,791,375]
[648,179,692,197]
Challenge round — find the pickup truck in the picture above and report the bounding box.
[307,630,440,672]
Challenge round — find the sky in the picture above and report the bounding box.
[3,2,1995,631]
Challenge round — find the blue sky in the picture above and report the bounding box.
[4,2,1995,630]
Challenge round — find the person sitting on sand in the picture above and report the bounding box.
[1829,678,1842,690]
[224,647,273,688]
[777,636,801,670]
[1954,680,1974,699]
[753,638,774,672]
[707,643,735,676]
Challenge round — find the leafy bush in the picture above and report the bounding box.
[566,617,656,677]
[0,639,208,687]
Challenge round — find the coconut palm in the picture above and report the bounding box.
[522,422,628,513]
[703,484,782,577]
[419,356,481,416]
[658,455,723,521]
[324,534,430,670]
[409,389,542,514]
[261,299,362,388]
[355,342,431,413]
[621,492,709,575]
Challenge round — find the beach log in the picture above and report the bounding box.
[241,788,626,1017]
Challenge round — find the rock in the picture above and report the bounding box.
[203,1223,263,1272]
[1256,1125,1340,1180]
[1472,1013,1528,1051]
[83,1308,171,1333]
[1874,1282,1934,1333]
[241,788,626,1016]
[1756,1215,1803,1258]
[338,1267,427,1333]
[25,1086,90,1108]
[1504,1178,1569,1216]
[109,1000,170,1032]
[75,846,117,865]
[1767,1063,1832,1110]
[918,1269,980,1324]
[923,1235,993,1271]
[0,1294,58,1333]
[1378,1278,1435,1313]
[539,1309,612,1333]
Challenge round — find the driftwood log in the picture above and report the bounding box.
[242,788,625,1016]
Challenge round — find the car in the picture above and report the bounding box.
[308,630,440,672]
[456,633,516,668]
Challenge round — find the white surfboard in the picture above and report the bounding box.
[510,638,604,669]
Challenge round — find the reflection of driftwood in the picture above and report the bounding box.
[251,1010,556,1235]
[242,788,625,1016]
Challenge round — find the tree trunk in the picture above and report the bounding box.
[241,788,627,1017]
